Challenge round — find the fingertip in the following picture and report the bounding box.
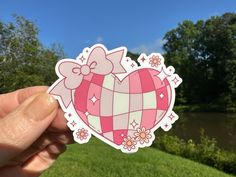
[17,86,49,104]
[49,109,69,132]
[25,93,58,122]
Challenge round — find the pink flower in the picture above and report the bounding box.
[134,127,152,144]
[76,128,89,140]
[149,55,161,67]
[122,136,137,151]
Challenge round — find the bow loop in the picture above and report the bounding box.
[49,45,126,109]
[59,61,83,90]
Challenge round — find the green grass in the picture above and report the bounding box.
[42,138,235,177]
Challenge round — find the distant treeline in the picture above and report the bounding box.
[1,14,236,112]
[130,13,236,112]
[0,15,63,93]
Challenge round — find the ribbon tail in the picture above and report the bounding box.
[49,79,72,109]
[106,49,126,74]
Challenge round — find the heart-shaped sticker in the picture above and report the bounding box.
[48,44,182,153]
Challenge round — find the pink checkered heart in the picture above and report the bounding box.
[49,44,182,153]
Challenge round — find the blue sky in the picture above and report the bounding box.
[0,0,235,57]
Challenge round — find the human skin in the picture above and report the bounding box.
[0,86,73,177]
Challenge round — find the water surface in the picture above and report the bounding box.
[168,113,236,151]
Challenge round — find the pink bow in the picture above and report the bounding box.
[49,46,126,108]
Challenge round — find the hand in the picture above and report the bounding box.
[0,86,74,177]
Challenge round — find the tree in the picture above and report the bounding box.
[0,16,65,93]
[163,13,236,109]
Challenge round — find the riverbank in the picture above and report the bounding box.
[174,104,236,113]
[153,132,236,175]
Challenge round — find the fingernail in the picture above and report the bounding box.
[25,93,58,121]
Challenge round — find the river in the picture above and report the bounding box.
[168,113,236,151]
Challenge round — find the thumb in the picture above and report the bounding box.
[0,93,58,165]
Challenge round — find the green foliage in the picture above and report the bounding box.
[42,139,233,177]
[174,104,234,112]
[0,15,65,93]
[127,51,140,65]
[153,134,184,155]
[163,13,236,110]
[153,130,236,175]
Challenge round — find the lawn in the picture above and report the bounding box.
[42,138,234,177]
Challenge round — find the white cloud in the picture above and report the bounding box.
[210,12,220,17]
[131,38,166,54]
[84,36,104,45]
[96,36,103,43]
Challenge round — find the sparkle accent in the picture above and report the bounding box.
[79,56,86,63]
[90,95,98,104]
[85,112,89,116]
[172,77,180,85]
[130,120,138,129]
[131,63,135,68]
[140,56,146,62]
[160,93,164,99]
[70,121,76,127]
[157,67,169,82]
[169,113,175,120]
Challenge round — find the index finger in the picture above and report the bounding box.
[0,86,48,117]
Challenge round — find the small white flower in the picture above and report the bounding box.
[149,55,161,67]
[76,128,89,140]
[122,136,137,151]
[134,127,152,144]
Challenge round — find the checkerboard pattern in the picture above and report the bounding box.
[74,68,171,145]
